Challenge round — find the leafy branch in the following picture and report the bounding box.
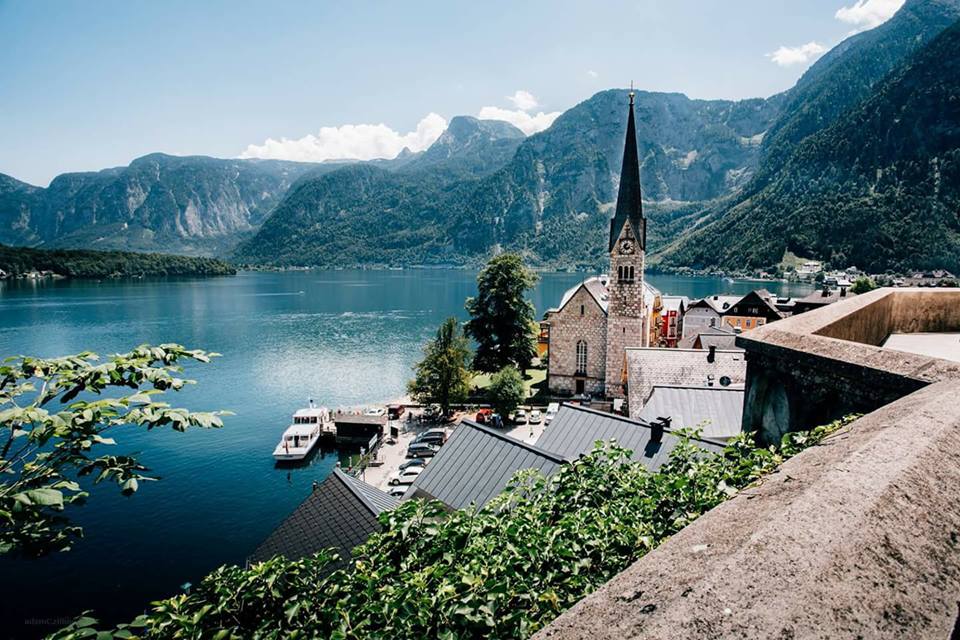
[0,344,227,557]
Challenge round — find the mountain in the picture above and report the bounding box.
[234,90,783,268]
[400,116,525,177]
[0,154,320,255]
[658,5,960,273]
[755,0,960,187]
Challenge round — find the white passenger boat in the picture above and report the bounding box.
[273,401,332,461]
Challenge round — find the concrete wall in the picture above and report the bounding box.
[537,380,960,640]
[739,288,960,444]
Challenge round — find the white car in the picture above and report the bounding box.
[364,407,386,417]
[513,409,527,425]
[387,485,408,498]
[388,467,424,486]
[529,409,543,425]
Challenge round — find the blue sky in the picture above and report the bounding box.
[0,0,903,186]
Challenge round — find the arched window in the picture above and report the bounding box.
[576,340,587,375]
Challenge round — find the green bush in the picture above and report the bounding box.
[52,416,855,640]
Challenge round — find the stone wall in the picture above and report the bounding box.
[547,286,607,396]
[739,288,960,444]
[537,380,960,639]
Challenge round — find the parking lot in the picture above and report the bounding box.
[352,406,549,494]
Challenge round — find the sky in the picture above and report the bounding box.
[0,0,905,186]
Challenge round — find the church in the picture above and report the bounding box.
[543,90,661,399]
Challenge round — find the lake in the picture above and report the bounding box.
[0,269,813,635]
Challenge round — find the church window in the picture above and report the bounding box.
[576,340,587,375]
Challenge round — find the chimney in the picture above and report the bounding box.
[651,417,670,444]
[707,345,716,363]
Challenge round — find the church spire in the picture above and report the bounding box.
[608,88,645,252]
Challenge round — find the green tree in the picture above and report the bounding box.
[407,318,472,417]
[487,366,526,417]
[850,275,878,294]
[0,344,226,557]
[465,253,538,373]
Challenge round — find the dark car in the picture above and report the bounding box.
[399,458,426,471]
[406,442,440,458]
[413,428,447,446]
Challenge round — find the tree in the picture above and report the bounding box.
[0,344,226,557]
[465,253,538,373]
[487,366,526,417]
[850,276,878,294]
[407,318,472,417]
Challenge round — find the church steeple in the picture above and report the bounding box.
[608,89,645,252]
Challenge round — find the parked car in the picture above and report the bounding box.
[406,442,440,458]
[529,409,543,425]
[364,407,386,417]
[388,485,408,498]
[414,428,447,445]
[475,408,493,424]
[388,467,424,486]
[421,404,441,421]
[544,403,559,425]
[513,409,527,425]
[399,458,427,471]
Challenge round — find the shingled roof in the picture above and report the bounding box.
[638,385,745,440]
[536,404,725,472]
[405,421,565,510]
[249,468,398,565]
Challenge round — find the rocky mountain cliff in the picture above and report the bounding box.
[234,89,783,267]
[0,155,319,255]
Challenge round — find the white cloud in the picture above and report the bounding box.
[835,0,904,31]
[587,70,599,78]
[506,90,539,111]
[478,90,561,135]
[239,113,448,162]
[767,41,827,66]
[476,106,561,135]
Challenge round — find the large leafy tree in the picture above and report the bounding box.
[487,366,526,417]
[407,318,472,417]
[465,253,538,373]
[0,344,226,557]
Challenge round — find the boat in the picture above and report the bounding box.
[273,401,333,461]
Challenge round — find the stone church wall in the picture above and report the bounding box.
[546,286,607,396]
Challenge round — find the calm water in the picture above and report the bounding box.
[0,270,812,635]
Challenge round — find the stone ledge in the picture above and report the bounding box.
[536,380,960,639]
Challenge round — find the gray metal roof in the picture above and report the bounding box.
[637,385,745,440]
[405,421,565,509]
[536,404,725,473]
[249,468,397,565]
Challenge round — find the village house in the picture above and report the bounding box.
[659,295,688,347]
[623,345,747,416]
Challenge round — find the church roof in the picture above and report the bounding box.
[550,275,660,316]
[609,91,645,252]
